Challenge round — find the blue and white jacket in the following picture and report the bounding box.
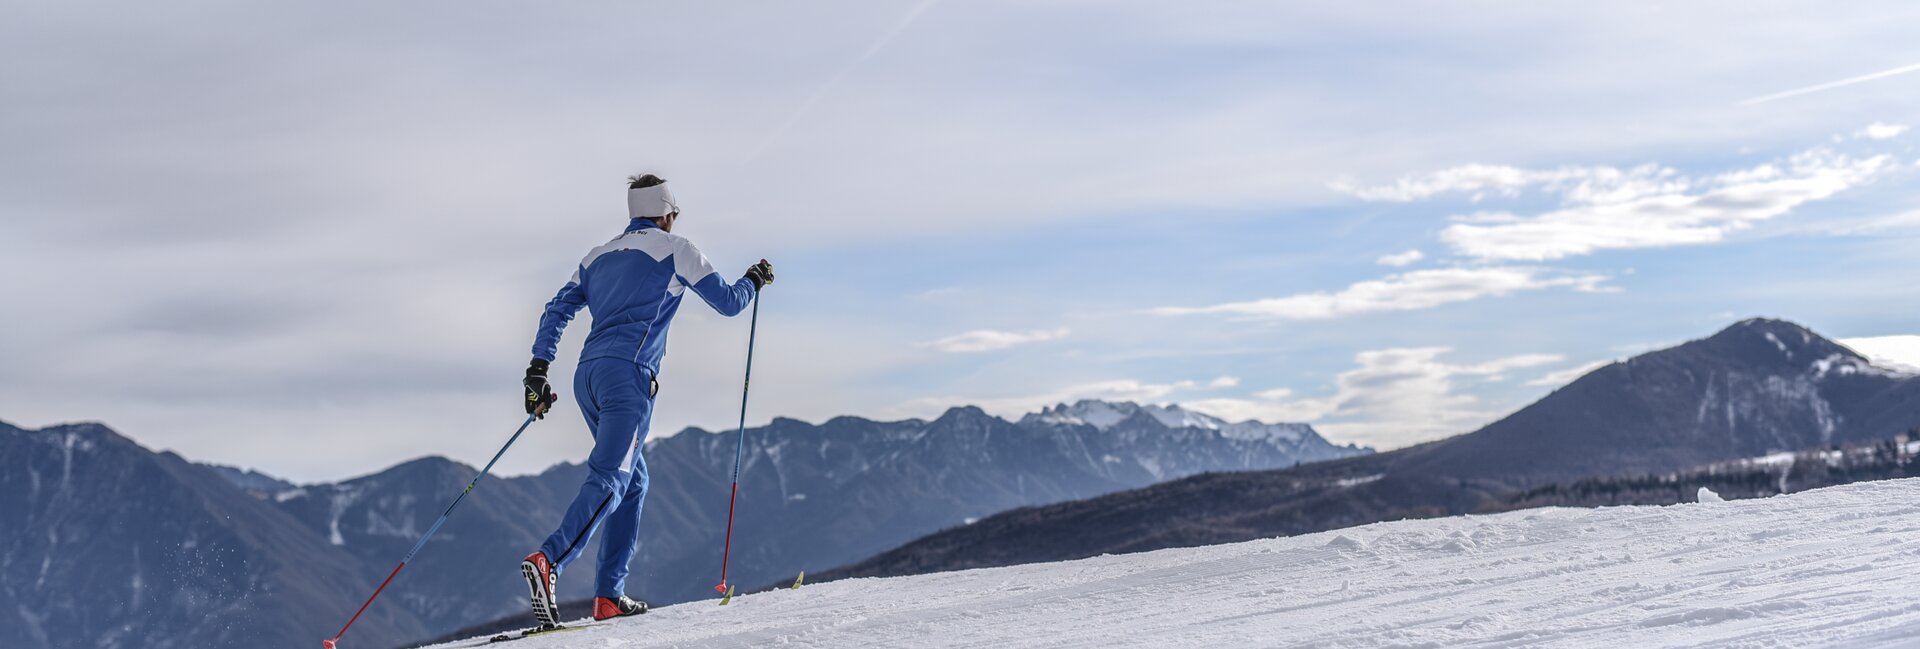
[532,220,757,373]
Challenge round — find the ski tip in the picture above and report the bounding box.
[791,571,806,589]
[719,585,735,606]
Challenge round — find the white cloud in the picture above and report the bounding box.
[1525,360,1614,387]
[924,327,1071,353]
[1334,163,1688,204]
[1181,348,1564,449]
[1855,122,1910,140]
[1458,353,1570,380]
[1178,395,1331,425]
[1377,249,1425,266]
[1341,148,1895,262]
[1838,336,1920,373]
[1437,150,1892,261]
[1249,387,1293,400]
[1331,164,1545,202]
[898,376,1239,420]
[1151,267,1612,321]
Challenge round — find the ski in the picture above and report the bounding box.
[460,623,596,647]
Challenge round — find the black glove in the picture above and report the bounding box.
[524,359,558,418]
[744,259,775,290]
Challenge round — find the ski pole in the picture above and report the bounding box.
[715,295,761,595]
[324,413,541,649]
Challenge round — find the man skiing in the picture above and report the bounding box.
[518,173,773,627]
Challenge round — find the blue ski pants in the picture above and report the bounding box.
[539,357,656,599]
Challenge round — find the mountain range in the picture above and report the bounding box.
[0,398,1360,649]
[0,422,427,649]
[818,318,1920,582]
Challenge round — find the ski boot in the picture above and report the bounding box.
[520,551,562,627]
[592,595,650,621]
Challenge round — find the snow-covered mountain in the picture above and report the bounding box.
[1023,400,1324,448]
[425,478,1920,648]
[1016,400,1362,477]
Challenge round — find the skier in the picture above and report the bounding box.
[518,173,773,627]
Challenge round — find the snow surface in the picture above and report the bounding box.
[428,478,1920,648]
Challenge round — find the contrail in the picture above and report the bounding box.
[740,0,943,163]
[1738,61,1920,106]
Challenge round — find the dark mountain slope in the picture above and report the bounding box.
[1484,435,1920,512]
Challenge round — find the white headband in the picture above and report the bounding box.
[628,183,678,219]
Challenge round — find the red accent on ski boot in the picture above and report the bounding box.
[592,595,650,621]
[521,552,561,627]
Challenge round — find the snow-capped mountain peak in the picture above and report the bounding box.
[1020,400,1318,446]
[1023,400,1141,429]
[1216,419,1313,444]
[1140,403,1227,430]
[1023,400,1222,430]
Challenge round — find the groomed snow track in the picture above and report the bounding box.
[431,478,1920,648]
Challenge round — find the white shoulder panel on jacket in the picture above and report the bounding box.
[580,228,677,271]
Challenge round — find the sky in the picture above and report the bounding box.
[5,1,1920,483]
